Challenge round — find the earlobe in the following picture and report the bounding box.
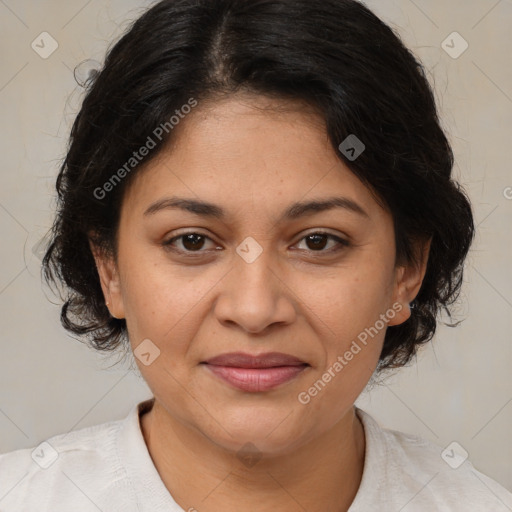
[387,237,431,327]
[387,299,412,327]
[88,237,125,319]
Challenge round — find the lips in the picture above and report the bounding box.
[202,351,307,368]
[201,352,309,392]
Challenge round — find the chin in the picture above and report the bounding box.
[199,405,313,457]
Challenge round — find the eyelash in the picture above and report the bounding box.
[161,231,350,257]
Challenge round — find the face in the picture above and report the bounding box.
[92,94,428,455]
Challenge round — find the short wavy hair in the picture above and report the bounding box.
[42,0,474,371]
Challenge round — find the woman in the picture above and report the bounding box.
[1,0,511,510]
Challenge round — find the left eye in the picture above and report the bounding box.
[162,231,349,255]
[294,232,349,253]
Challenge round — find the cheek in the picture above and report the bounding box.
[296,258,394,347]
[119,250,227,364]
[290,261,394,415]
[293,268,390,422]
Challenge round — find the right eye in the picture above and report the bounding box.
[162,232,222,255]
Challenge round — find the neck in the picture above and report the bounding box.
[140,399,365,512]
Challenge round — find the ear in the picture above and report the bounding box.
[387,237,432,327]
[88,234,125,319]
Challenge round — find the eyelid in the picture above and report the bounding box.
[295,228,349,243]
[292,230,350,253]
[162,229,220,251]
[162,229,350,255]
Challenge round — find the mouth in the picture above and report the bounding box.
[200,352,310,392]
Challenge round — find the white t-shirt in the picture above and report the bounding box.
[1,398,511,511]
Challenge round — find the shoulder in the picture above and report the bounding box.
[0,417,133,512]
[350,408,512,511]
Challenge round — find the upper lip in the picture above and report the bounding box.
[202,352,308,368]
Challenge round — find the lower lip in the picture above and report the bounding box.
[203,364,308,392]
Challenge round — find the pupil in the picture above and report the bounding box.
[307,234,327,250]
[183,234,204,251]
[180,234,328,252]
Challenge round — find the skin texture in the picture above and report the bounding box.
[91,93,430,512]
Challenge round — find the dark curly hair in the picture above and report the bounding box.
[42,0,474,371]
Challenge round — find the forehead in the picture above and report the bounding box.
[121,94,384,222]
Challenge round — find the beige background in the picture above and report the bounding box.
[0,0,511,494]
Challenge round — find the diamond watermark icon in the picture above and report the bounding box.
[237,442,262,468]
[441,32,468,59]
[338,134,365,161]
[31,441,59,469]
[31,32,59,59]
[24,230,51,279]
[441,441,468,469]
[236,236,263,264]
[134,338,161,366]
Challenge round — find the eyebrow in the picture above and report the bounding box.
[143,195,370,221]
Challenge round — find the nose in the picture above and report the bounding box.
[213,247,297,335]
